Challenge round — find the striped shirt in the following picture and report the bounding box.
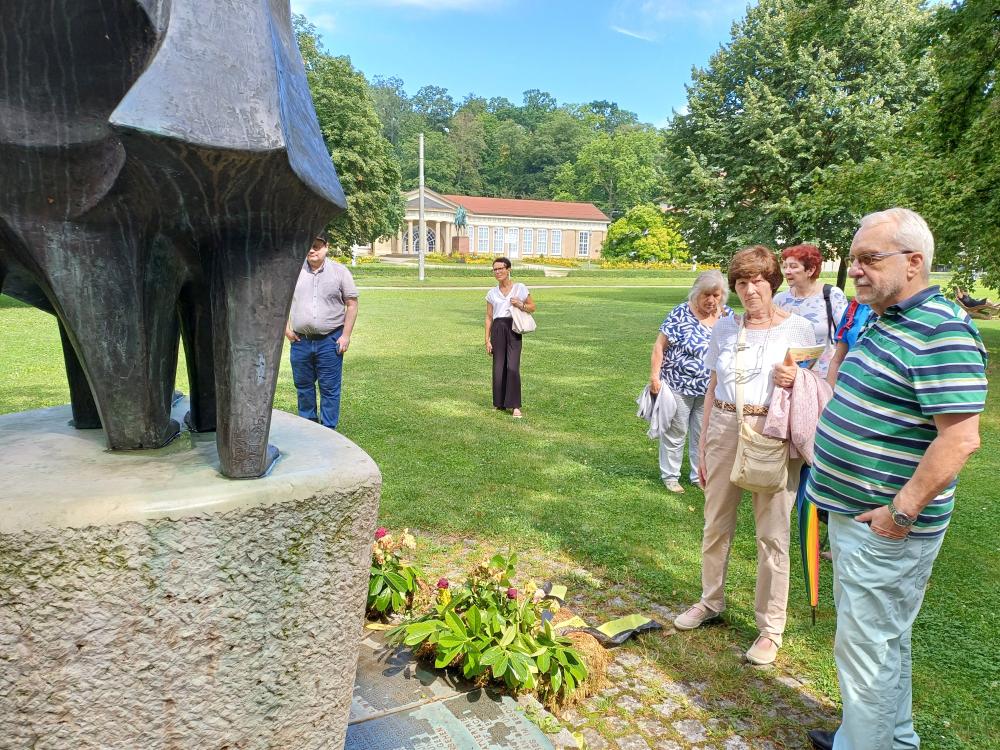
[805,286,988,537]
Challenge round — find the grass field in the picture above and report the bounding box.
[1,279,997,749]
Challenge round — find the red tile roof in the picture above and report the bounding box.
[442,194,609,222]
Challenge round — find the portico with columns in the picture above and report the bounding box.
[373,190,610,260]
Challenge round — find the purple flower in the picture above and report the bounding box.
[374,527,387,540]
[436,577,450,590]
[507,587,518,600]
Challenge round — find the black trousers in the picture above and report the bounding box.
[490,317,522,409]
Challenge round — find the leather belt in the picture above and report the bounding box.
[714,399,769,416]
[295,331,334,341]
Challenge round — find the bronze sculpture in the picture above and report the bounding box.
[0,0,346,478]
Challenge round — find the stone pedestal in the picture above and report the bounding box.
[0,402,381,750]
[452,235,470,256]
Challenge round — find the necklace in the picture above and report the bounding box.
[734,310,776,385]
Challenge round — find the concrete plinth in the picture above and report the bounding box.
[0,402,381,750]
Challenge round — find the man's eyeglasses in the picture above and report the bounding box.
[492,267,507,273]
[849,250,913,267]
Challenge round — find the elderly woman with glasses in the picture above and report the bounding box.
[649,270,733,493]
[485,257,535,418]
[673,246,816,666]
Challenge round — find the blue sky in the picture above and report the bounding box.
[289,0,754,127]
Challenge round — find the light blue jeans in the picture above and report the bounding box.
[658,391,704,483]
[828,512,945,750]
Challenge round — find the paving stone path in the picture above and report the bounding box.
[399,535,841,749]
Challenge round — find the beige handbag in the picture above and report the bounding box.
[729,321,789,494]
[511,306,536,334]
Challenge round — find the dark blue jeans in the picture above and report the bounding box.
[290,328,344,429]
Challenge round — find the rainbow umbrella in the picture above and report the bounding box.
[796,465,821,624]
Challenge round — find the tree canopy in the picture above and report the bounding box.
[295,17,404,251]
[366,78,661,217]
[663,0,933,273]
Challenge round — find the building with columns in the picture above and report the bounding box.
[372,190,610,260]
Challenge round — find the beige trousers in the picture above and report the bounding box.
[698,407,802,645]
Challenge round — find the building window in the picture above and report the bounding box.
[577,231,590,257]
[536,229,547,256]
[403,229,436,254]
[478,226,489,254]
[505,227,519,257]
[467,225,475,253]
[493,227,504,255]
[522,228,533,256]
[551,229,562,257]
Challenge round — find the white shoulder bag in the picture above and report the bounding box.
[728,320,789,494]
[511,301,536,334]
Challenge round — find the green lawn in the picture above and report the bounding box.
[1,284,997,749]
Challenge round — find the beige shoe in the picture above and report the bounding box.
[673,603,718,631]
[746,635,779,665]
[663,479,684,493]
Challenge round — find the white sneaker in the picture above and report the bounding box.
[673,603,718,630]
[663,479,684,493]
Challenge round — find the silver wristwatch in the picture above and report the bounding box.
[888,502,916,528]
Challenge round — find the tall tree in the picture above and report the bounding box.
[664,0,933,269]
[369,75,417,152]
[552,127,664,218]
[581,100,639,134]
[449,108,487,195]
[294,17,404,250]
[412,85,456,131]
[914,0,999,290]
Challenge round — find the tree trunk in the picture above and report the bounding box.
[836,256,848,290]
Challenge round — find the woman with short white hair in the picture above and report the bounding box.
[649,269,733,493]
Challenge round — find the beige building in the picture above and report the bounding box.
[373,190,610,260]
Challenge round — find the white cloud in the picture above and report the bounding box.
[610,25,658,42]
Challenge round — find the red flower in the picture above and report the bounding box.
[374,527,387,540]
[436,577,450,590]
[506,587,518,599]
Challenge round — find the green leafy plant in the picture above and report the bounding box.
[388,553,588,703]
[367,527,423,617]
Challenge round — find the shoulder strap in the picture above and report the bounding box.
[822,284,835,340]
[734,319,747,424]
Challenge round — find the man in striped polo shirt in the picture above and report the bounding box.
[804,209,987,750]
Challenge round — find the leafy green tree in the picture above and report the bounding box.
[369,76,418,152]
[580,100,640,134]
[398,129,459,193]
[449,108,487,195]
[413,85,456,130]
[517,89,558,130]
[603,204,689,263]
[664,0,933,271]
[552,127,664,218]
[913,0,999,290]
[294,17,404,250]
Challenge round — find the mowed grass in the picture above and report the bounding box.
[1,284,997,749]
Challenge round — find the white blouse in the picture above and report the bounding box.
[705,314,816,406]
[486,282,529,319]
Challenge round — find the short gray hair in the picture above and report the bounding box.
[859,208,935,278]
[688,269,729,307]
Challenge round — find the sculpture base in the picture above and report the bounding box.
[0,402,381,750]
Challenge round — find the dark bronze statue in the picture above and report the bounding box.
[0,0,346,478]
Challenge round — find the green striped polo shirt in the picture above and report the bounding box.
[805,286,988,537]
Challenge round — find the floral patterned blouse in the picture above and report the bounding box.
[658,302,734,397]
